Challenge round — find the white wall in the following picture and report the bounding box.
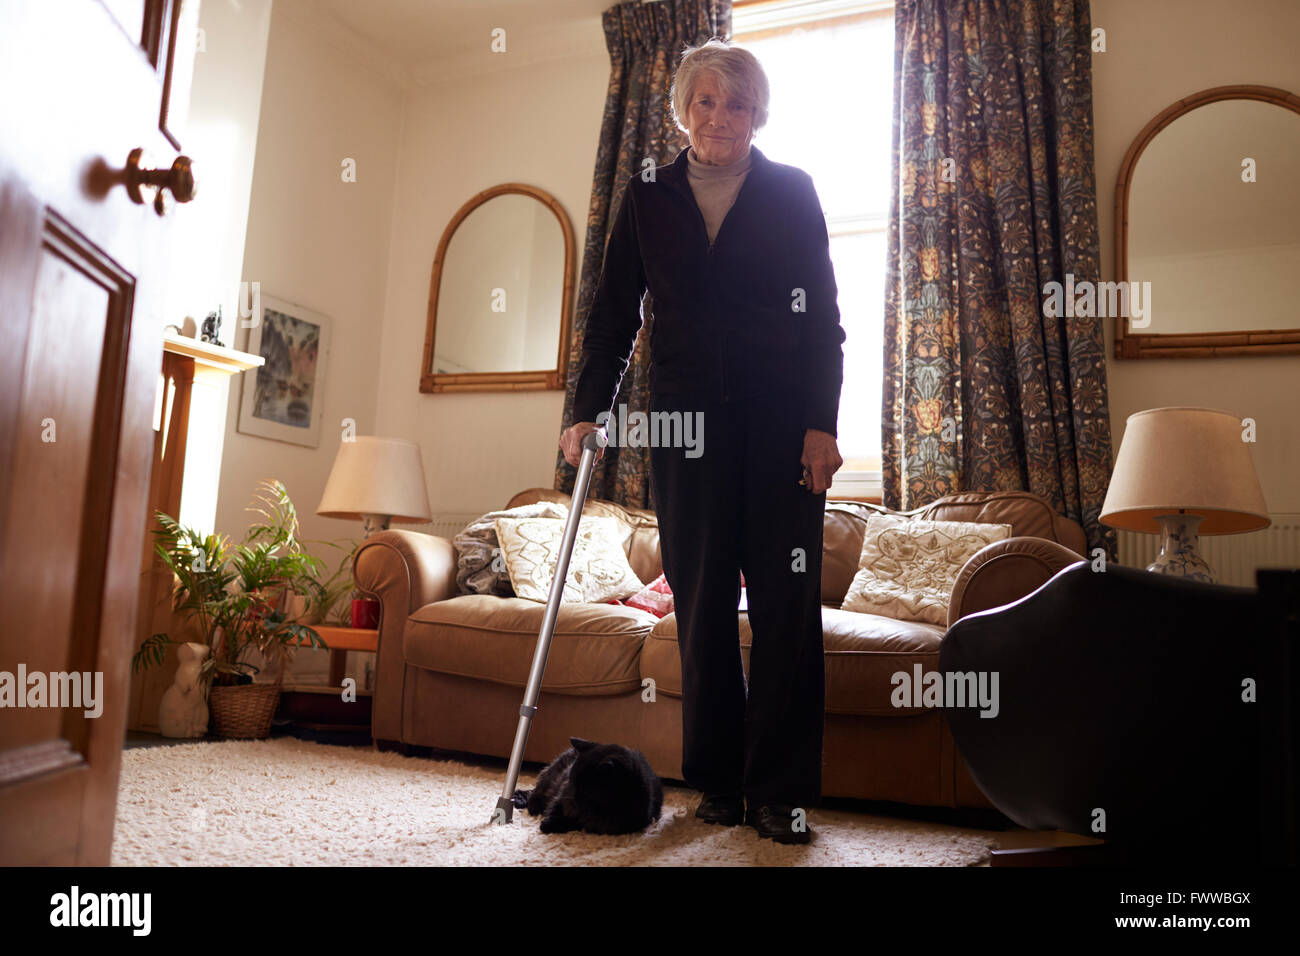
[1092,0,1300,512]
[373,45,608,514]
[165,0,273,535]
[218,0,1300,543]
[216,0,404,551]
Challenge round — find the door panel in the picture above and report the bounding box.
[0,0,199,865]
[5,236,118,753]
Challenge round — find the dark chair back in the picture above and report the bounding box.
[941,562,1275,860]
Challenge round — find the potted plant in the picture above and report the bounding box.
[288,534,364,626]
[133,478,329,738]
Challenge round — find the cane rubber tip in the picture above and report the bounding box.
[492,796,514,825]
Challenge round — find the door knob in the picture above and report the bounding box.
[124,147,198,216]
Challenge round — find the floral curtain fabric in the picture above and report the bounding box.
[882,0,1116,559]
[554,0,731,508]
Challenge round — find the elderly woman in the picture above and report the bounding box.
[559,39,844,845]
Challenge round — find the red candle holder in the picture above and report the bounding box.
[350,597,380,629]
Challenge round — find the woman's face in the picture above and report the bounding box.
[685,71,754,166]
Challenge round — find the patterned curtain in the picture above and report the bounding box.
[882,0,1117,559]
[553,0,731,507]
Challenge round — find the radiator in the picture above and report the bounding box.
[417,513,483,541]
[1116,514,1300,587]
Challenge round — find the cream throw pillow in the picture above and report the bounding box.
[453,501,569,596]
[841,515,1012,624]
[493,514,644,604]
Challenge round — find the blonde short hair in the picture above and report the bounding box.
[670,38,770,134]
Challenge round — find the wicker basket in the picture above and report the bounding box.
[208,682,281,739]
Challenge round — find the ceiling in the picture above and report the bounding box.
[315,0,613,87]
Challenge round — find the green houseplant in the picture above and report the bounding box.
[133,478,330,737]
[290,533,364,626]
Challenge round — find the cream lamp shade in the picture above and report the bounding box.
[317,436,432,536]
[1100,407,1268,583]
[1101,407,1269,534]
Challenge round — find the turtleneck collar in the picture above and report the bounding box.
[686,143,753,179]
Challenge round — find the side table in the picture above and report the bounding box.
[302,624,379,688]
[282,625,380,742]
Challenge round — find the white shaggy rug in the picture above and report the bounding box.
[112,738,996,866]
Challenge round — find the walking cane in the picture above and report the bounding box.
[492,429,605,824]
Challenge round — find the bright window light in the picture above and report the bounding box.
[736,4,894,476]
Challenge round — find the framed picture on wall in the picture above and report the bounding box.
[236,293,331,448]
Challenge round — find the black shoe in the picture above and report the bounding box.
[744,802,813,845]
[695,792,745,826]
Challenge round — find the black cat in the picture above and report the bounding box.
[512,737,663,835]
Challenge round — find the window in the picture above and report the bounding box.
[734,0,894,497]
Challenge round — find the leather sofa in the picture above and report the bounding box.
[353,487,1087,809]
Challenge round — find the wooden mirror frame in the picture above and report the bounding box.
[420,183,576,392]
[1114,84,1300,359]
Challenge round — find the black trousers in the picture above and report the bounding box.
[647,389,826,809]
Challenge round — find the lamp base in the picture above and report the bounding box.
[360,513,392,537]
[1146,512,1216,583]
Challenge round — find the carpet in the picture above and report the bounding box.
[112,737,996,866]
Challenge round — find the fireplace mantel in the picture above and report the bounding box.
[128,332,264,733]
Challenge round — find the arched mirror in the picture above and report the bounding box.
[1115,85,1300,358]
[420,183,576,392]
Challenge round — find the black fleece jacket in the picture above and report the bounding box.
[571,143,846,437]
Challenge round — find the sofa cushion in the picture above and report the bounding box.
[822,504,871,608]
[504,488,1087,615]
[820,492,1088,605]
[842,515,1012,624]
[625,571,674,617]
[918,492,1086,555]
[641,608,943,717]
[404,595,656,695]
[493,514,644,603]
[452,501,568,596]
[506,487,662,585]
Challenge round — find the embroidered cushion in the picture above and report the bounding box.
[493,514,645,604]
[841,515,1012,624]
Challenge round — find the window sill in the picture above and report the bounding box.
[827,471,882,503]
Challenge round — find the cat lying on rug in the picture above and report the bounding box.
[512,737,663,835]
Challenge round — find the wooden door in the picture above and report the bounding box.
[0,0,200,865]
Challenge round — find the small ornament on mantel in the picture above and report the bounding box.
[164,315,199,338]
[200,306,224,347]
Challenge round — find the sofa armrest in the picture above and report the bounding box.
[352,530,459,743]
[947,536,1085,628]
[353,529,459,617]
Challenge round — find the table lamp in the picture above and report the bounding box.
[317,435,433,536]
[318,436,433,628]
[1100,407,1269,583]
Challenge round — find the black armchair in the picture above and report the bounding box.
[940,561,1298,864]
